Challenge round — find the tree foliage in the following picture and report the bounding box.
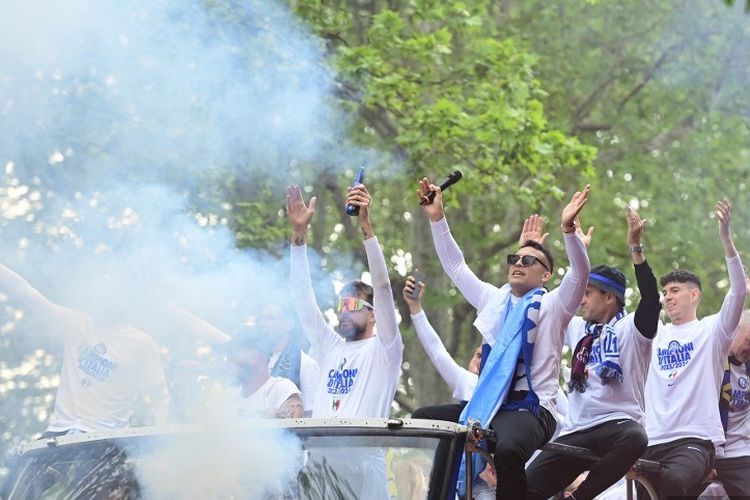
[3,2,750,475]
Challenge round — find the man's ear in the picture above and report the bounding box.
[540,270,553,284]
[690,287,701,304]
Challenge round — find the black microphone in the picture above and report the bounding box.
[420,170,463,205]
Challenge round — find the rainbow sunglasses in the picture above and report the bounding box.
[336,297,375,313]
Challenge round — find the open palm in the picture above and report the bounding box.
[286,185,316,234]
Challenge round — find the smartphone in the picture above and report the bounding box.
[408,270,425,299]
[345,167,365,216]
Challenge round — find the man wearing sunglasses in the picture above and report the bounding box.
[415,179,591,500]
[286,183,403,420]
[525,206,661,500]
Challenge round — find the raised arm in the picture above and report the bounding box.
[347,184,402,349]
[164,301,231,344]
[626,206,661,339]
[403,276,475,395]
[419,177,495,310]
[0,261,85,335]
[286,185,337,348]
[715,199,747,337]
[554,186,592,313]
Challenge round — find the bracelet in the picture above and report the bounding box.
[561,223,576,234]
[629,243,644,254]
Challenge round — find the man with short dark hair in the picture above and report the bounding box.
[286,183,403,419]
[637,200,746,499]
[526,206,660,500]
[416,180,591,500]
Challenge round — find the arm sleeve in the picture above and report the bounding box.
[289,244,338,351]
[633,260,661,340]
[0,262,85,336]
[412,311,474,394]
[554,233,591,314]
[165,301,231,344]
[718,254,747,339]
[429,217,496,311]
[364,237,402,351]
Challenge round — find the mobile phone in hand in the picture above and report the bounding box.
[408,270,425,299]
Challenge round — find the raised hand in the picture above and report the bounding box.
[519,214,549,246]
[418,177,445,222]
[715,199,738,258]
[402,275,425,314]
[716,199,732,241]
[561,185,591,231]
[574,215,595,248]
[345,184,374,239]
[286,185,317,246]
[625,205,647,245]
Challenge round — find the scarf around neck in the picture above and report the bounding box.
[568,308,626,393]
[457,286,545,496]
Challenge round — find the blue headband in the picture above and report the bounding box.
[589,273,626,295]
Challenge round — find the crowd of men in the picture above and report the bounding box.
[1,177,749,500]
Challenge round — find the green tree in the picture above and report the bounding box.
[504,0,750,319]
[280,0,595,409]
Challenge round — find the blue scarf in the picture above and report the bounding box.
[457,287,545,495]
[270,338,302,388]
[568,308,626,393]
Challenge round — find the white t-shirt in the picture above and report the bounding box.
[268,350,319,413]
[561,313,652,435]
[429,217,589,417]
[48,319,167,432]
[721,359,750,458]
[411,310,477,401]
[236,376,301,418]
[645,255,746,447]
[290,237,403,418]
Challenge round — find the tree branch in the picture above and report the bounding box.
[616,43,681,115]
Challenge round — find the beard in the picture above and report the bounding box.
[338,321,367,340]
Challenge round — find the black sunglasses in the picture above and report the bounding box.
[506,254,550,272]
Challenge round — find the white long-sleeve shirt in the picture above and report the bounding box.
[411,310,477,401]
[645,254,747,447]
[290,237,403,418]
[429,217,590,416]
